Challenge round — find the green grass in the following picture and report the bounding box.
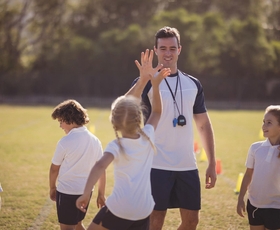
[0,105,266,229]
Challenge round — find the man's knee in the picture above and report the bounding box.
[150,210,167,230]
[75,221,86,230]
[179,209,199,229]
[59,223,76,230]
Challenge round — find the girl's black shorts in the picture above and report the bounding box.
[247,199,280,229]
[93,206,150,230]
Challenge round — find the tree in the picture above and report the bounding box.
[0,0,66,95]
[263,0,280,40]
[213,0,264,20]
[69,0,168,39]
[166,0,215,14]
[220,17,275,100]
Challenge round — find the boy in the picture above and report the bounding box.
[49,99,106,230]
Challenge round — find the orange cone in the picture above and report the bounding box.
[194,141,199,154]
[216,159,222,175]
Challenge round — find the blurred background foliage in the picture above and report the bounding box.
[0,0,279,101]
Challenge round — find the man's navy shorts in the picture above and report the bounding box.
[56,191,89,225]
[247,199,280,229]
[150,168,201,211]
[93,206,150,230]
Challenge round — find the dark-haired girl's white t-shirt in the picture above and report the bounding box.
[246,139,280,209]
[104,124,155,220]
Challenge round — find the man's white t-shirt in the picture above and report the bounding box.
[148,71,205,171]
[104,124,155,220]
[52,126,103,195]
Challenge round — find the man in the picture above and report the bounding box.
[129,26,217,230]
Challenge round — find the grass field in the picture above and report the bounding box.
[0,104,267,229]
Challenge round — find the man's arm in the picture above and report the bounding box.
[193,112,216,189]
[125,76,150,99]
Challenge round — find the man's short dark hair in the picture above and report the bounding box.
[155,26,181,48]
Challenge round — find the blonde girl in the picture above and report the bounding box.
[76,49,170,230]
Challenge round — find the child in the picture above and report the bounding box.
[76,49,171,230]
[237,105,280,230]
[49,99,106,230]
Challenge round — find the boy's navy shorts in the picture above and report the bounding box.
[247,199,280,229]
[150,168,201,211]
[56,190,90,225]
[93,206,150,230]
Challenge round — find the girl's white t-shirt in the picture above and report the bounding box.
[104,124,155,220]
[246,139,280,209]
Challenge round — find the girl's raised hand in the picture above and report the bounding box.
[151,68,171,85]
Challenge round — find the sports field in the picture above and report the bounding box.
[0,104,266,229]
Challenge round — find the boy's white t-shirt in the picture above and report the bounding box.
[246,139,280,208]
[104,124,155,220]
[52,126,103,195]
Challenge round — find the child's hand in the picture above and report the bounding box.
[236,199,246,217]
[135,49,163,82]
[151,68,171,85]
[76,195,90,213]
[49,188,56,202]
[96,194,106,208]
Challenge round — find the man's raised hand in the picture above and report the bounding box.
[135,49,163,82]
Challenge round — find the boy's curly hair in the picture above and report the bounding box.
[51,99,89,125]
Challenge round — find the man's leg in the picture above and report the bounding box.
[249,226,265,230]
[149,210,167,230]
[75,221,86,230]
[87,222,109,230]
[59,223,75,230]
[178,208,199,230]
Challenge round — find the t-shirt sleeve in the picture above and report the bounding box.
[95,138,104,160]
[192,79,207,114]
[104,140,119,159]
[52,141,65,165]
[143,124,155,143]
[245,144,255,169]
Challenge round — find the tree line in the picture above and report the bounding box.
[1,0,280,101]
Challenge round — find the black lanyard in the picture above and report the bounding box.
[164,75,183,116]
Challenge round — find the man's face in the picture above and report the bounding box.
[154,37,181,73]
